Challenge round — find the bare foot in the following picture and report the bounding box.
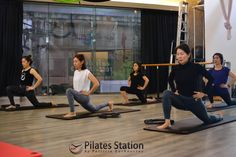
[147,98,156,102]
[215,111,224,118]
[108,101,113,112]
[157,121,171,129]
[63,112,76,118]
[206,103,213,109]
[51,102,58,107]
[5,105,16,110]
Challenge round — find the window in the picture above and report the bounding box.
[23,3,141,94]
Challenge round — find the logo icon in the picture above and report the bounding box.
[21,73,26,81]
[69,143,83,155]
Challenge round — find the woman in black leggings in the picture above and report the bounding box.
[120,62,149,104]
[158,44,223,129]
[6,55,50,109]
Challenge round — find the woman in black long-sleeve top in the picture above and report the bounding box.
[158,44,223,129]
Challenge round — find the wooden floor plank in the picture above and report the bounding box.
[1,94,236,157]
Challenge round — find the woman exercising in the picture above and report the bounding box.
[6,55,50,110]
[64,54,113,118]
[158,44,223,129]
[120,62,149,104]
[206,53,236,108]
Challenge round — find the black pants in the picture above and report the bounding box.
[207,86,236,106]
[120,86,147,103]
[162,90,222,124]
[6,85,50,107]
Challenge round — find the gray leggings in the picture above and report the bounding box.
[66,88,108,112]
[162,90,222,124]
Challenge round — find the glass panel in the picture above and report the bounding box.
[48,5,95,95]
[23,2,141,94]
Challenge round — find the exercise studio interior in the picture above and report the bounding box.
[1,0,236,157]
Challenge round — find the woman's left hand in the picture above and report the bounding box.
[192,91,205,101]
[26,86,35,91]
[80,91,90,96]
[220,83,230,88]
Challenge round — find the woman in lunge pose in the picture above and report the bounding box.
[64,54,113,118]
[6,55,51,109]
[158,44,223,129]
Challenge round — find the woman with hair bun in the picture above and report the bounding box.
[64,54,113,118]
[120,62,150,104]
[6,55,50,110]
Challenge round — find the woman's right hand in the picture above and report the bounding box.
[193,91,205,101]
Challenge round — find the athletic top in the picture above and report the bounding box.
[20,68,34,86]
[208,67,230,94]
[73,69,91,92]
[130,72,145,89]
[169,61,214,97]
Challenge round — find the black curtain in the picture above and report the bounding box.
[0,0,23,96]
[141,9,177,93]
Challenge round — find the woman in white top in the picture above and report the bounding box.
[64,54,113,118]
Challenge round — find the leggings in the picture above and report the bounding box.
[207,86,236,106]
[120,86,147,103]
[66,88,108,113]
[162,90,222,124]
[6,85,51,107]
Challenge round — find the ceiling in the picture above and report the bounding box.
[110,0,181,6]
[25,0,183,10]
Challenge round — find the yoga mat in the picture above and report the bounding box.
[144,118,175,125]
[0,141,42,157]
[144,115,236,134]
[114,99,161,106]
[207,103,236,112]
[0,103,77,111]
[46,108,140,120]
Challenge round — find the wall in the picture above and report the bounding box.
[205,0,236,72]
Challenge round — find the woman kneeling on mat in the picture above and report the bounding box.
[158,44,223,129]
[120,62,150,104]
[6,55,50,110]
[206,53,236,108]
[64,54,113,118]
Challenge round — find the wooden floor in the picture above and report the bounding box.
[1,94,236,157]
